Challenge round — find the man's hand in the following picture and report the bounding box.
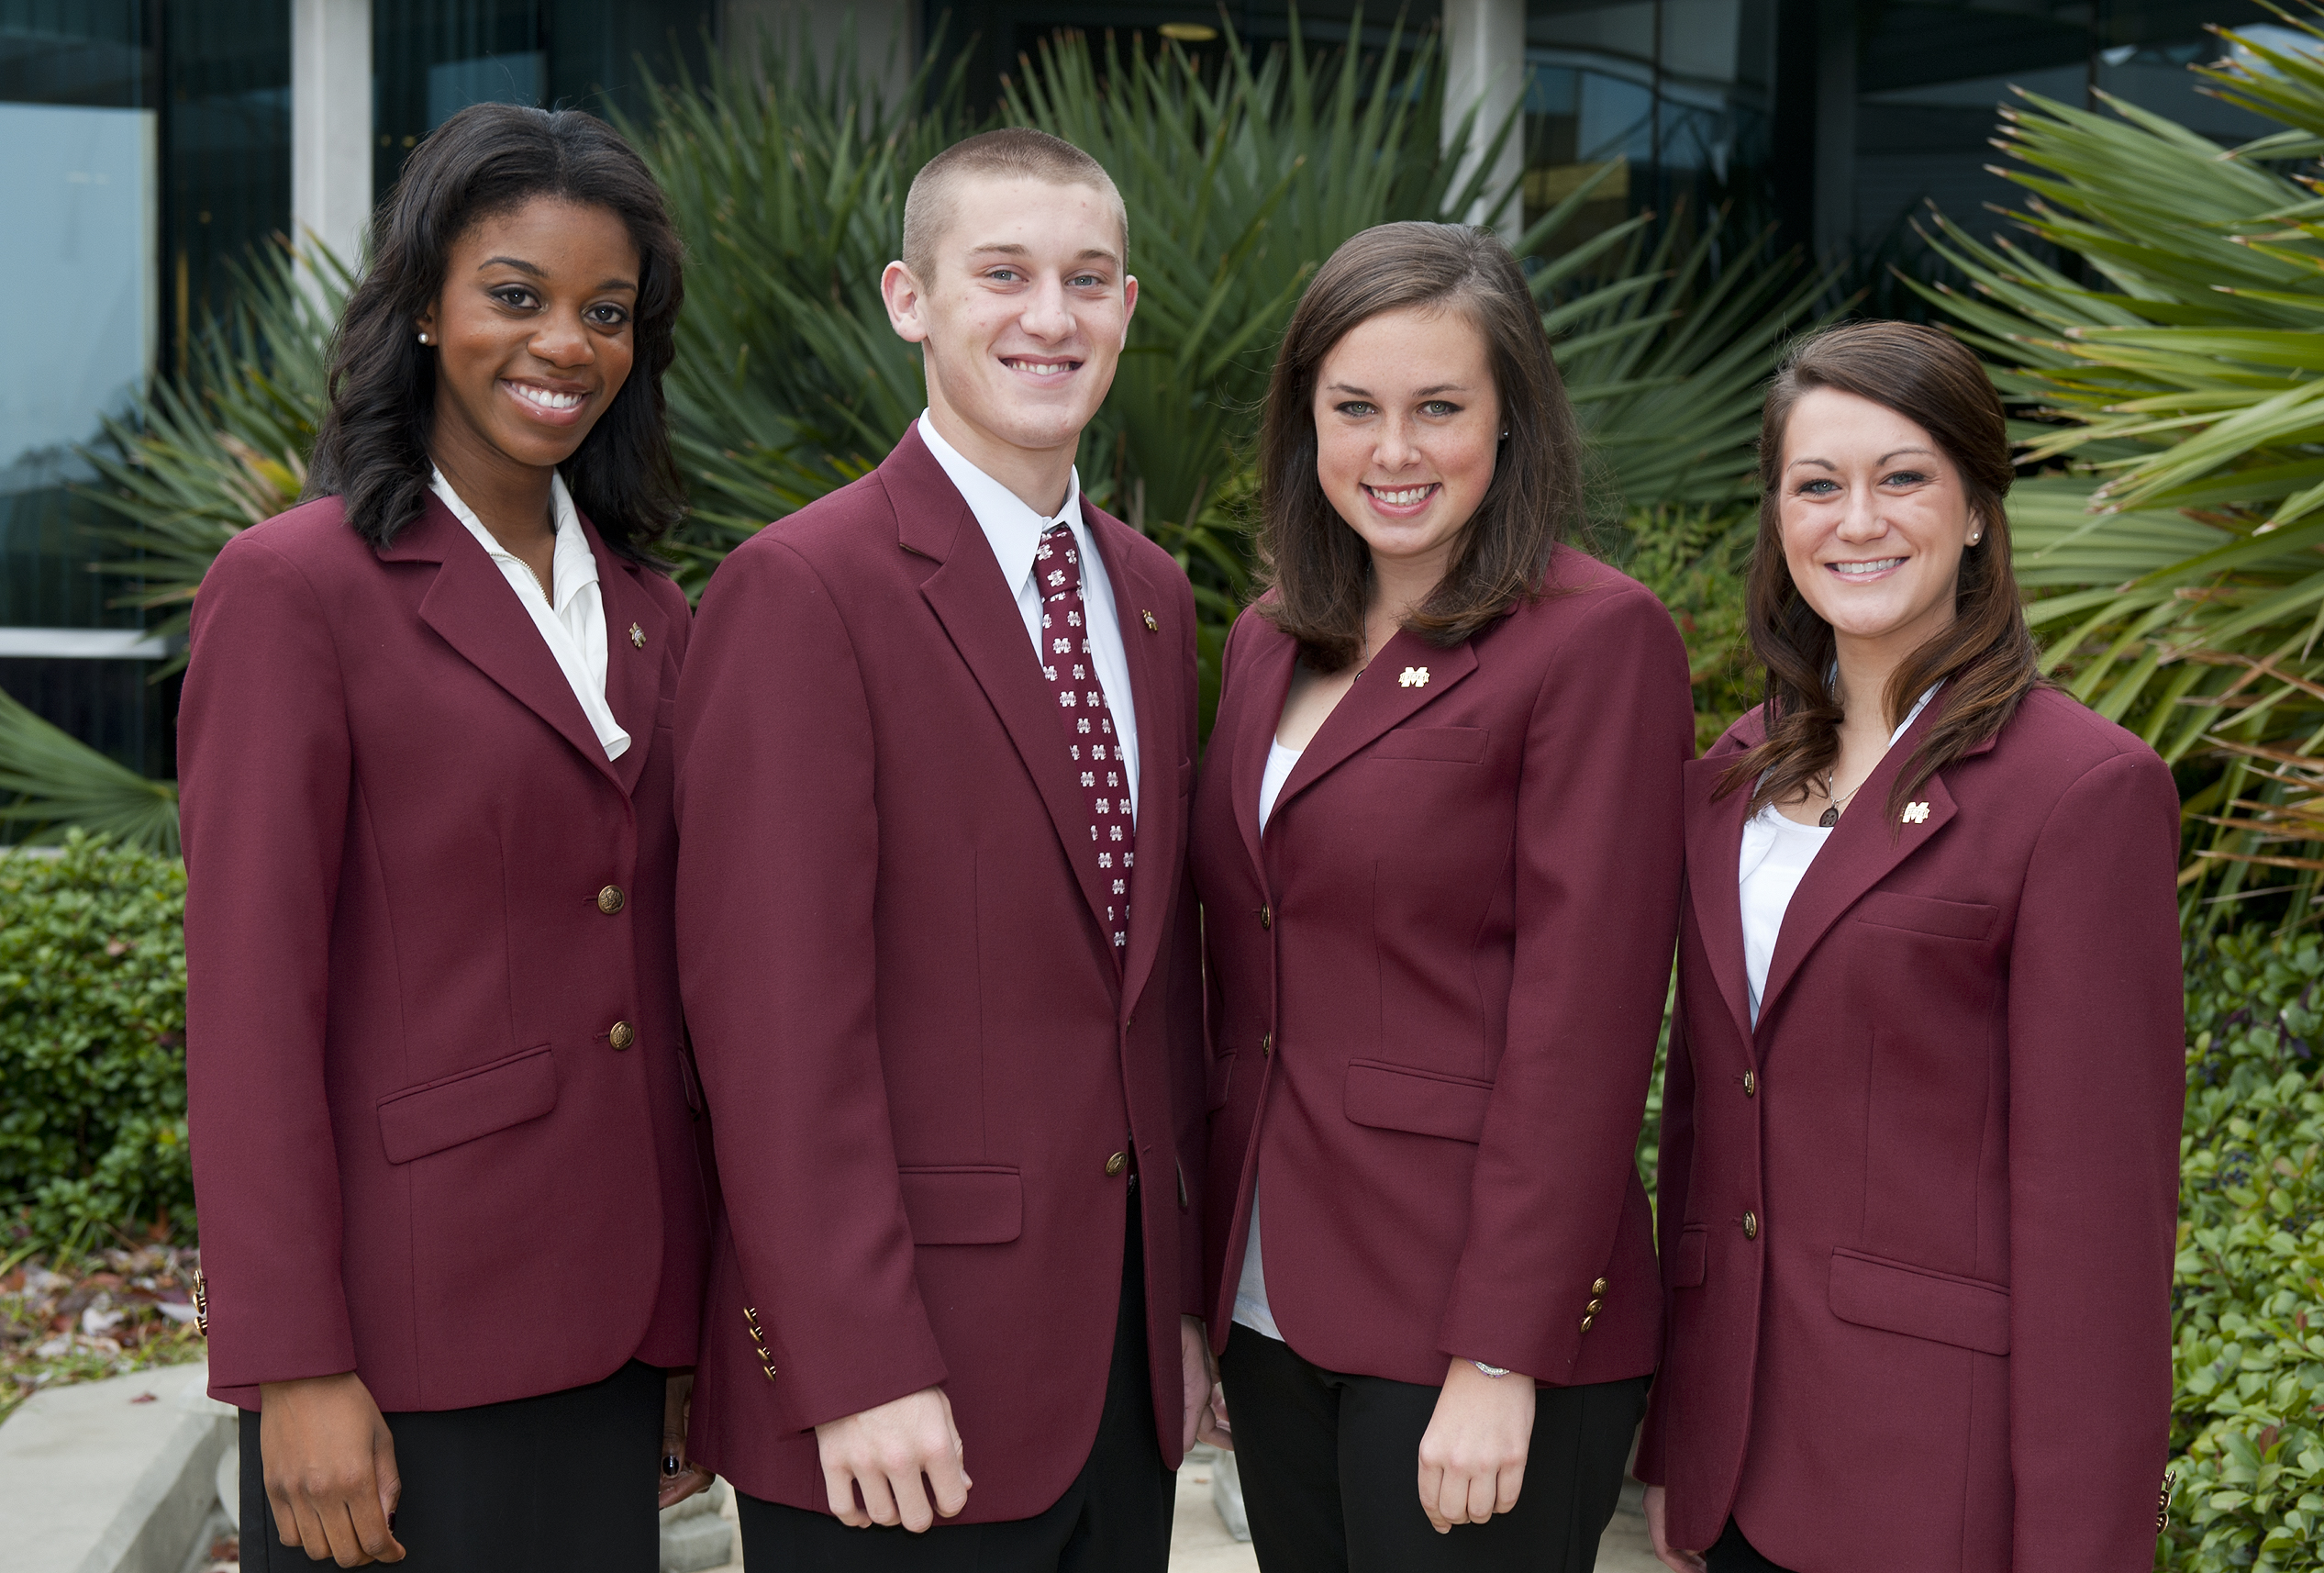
[812,1386,971,1532]
[1416,1358,1535,1534]
[658,1374,715,1511]
[1643,1484,1708,1573]
[258,1373,405,1566]
[1180,1316,1231,1452]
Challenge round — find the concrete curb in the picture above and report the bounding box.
[0,1363,231,1573]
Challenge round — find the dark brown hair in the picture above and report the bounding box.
[306,103,686,562]
[1721,320,2040,820]
[1255,221,1588,670]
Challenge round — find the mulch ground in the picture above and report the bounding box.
[0,1244,208,1424]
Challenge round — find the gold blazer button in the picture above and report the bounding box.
[596,885,626,915]
[608,1021,636,1051]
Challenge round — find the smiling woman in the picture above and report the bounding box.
[177,103,715,1573]
[1637,324,2186,1573]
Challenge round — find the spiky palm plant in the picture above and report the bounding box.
[1912,6,2324,909]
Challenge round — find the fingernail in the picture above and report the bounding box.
[662,1454,681,1477]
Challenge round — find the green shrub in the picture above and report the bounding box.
[0,834,191,1262]
[2167,926,2324,1570]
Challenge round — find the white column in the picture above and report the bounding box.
[1441,0,1528,232]
[292,0,374,272]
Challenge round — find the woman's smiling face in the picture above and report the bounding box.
[1777,385,1979,657]
[1311,304,1503,586]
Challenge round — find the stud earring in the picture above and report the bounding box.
[417,331,429,344]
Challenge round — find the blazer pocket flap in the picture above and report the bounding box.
[1368,726,1488,764]
[900,1166,1023,1245]
[1854,891,1997,942]
[1667,1225,1707,1289]
[1829,1248,2010,1355]
[377,1046,558,1165]
[1344,1060,1493,1143]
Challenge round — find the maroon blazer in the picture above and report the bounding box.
[672,427,1206,1523]
[1637,687,2185,1573]
[179,494,712,1411]
[1193,548,1695,1387]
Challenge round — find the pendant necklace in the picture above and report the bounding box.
[1818,771,1863,829]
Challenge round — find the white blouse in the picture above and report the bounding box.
[431,469,630,762]
[1738,686,1938,1024]
[1233,738,1305,1343]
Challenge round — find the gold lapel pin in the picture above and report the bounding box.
[1399,666,1430,688]
[1902,801,1931,824]
[1141,609,1159,633]
[628,622,646,649]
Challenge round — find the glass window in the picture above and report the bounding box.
[1522,0,1777,257]
[0,0,156,633]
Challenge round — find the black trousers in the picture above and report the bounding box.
[1220,1324,1646,1573]
[1707,1519,1798,1573]
[239,1359,663,1572]
[737,1202,1174,1572]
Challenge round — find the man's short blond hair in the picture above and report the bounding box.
[900,128,1128,284]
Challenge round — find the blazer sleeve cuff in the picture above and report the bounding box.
[784,1341,952,1434]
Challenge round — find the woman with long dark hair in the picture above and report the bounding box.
[1638,322,2184,1573]
[1193,221,1695,1570]
[179,103,711,1569]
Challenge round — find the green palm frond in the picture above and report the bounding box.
[0,687,178,855]
[1909,2,2324,911]
[78,243,339,660]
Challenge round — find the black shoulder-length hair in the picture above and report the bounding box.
[1720,320,2041,820]
[1255,221,1589,671]
[306,102,685,562]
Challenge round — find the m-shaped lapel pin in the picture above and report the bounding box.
[1399,666,1430,688]
[1902,801,1931,824]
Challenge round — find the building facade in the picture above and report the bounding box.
[0,0,2283,778]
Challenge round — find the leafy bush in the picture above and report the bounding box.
[0,835,191,1263]
[2167,925,2324,1570]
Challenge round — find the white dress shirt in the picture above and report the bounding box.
[1232,736,1307,1343]
[431,468,630,762]
[917,413,1139,820]
[1738,685,1938,1024]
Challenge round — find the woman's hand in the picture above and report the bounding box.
[1643,1484,1708,1573]
[658,1373,715,1511]
[1416,1358,1535,1533]
[258,1373,405,1565]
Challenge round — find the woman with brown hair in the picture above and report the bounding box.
[1636,321,2184,1573]
[1191,220,1696,1570]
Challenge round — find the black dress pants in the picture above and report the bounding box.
[737,1200,1175,1572]
[1706,1518,1798,1573]
[239,1358,664,1572]
[1220,1324,1646,1573]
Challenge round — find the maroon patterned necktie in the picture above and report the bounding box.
[1035,521,1133,954]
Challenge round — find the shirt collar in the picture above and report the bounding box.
[917,411,1084,598]
[431,467,598,612]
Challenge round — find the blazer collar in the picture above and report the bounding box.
[1683,738,1758,1050]
[1266,623,1479,827]
[378,494,663,796]
[884,427,1144,989]
[1748,694,1969,1034]
[1227,615,1302,886]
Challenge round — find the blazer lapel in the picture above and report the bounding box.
[588,525,670,799]
[1684,753,1755,1048]
[1269,628,1479,818]
[1228,619,1299,888]
[383,496,623,789]
[1753,703,1964,1031]
[1090,511,1181,1010]
[890,430,1119,955]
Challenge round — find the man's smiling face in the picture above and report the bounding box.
[884,173,1136,474]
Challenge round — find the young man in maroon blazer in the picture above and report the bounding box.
[673,128,1220,1570]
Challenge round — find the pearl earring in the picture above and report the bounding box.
[417,331,429,344]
